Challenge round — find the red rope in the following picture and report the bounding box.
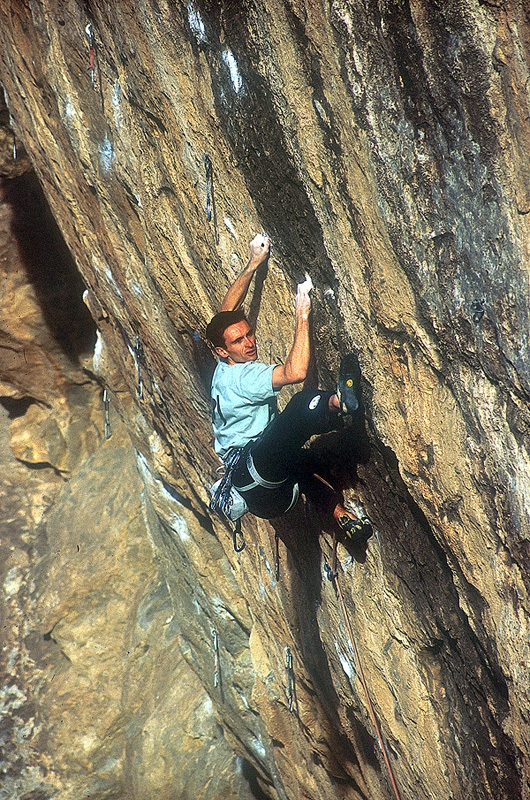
[329,535,403,800]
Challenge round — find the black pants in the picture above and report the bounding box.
[232,389,338,519]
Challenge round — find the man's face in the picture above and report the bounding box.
[215,320,257,364]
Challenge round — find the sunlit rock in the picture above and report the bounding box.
[0,2,529,799]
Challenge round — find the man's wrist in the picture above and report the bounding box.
[296,309,310,322]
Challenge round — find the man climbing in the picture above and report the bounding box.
[206,233,372,542]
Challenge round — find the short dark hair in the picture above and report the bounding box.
[205,309,248,349]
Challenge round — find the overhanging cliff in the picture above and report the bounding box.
[1,2,529,799]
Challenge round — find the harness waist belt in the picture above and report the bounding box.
[246,449,288,489]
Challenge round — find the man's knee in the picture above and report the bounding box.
[282,388,334,427]
[284,388,328,412]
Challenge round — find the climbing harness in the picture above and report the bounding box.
[284,646,294,712]
[324,533,403,800]
[133,336,143,399]
[211,446,297,525]
[212,628,221,688]
[103,388,112,439]
[246,448,288,490]
[240,448,300,514]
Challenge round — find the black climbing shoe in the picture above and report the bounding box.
[337,353,361,415]
[337,514,373,544]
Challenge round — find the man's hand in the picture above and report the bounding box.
[249,233,271,267]
[296,273,313,320]
[220,233,271,311]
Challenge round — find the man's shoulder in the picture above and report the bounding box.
[240,360,270,371]
[212,360,275,393]
[233,360,273,382]
[215,359,270,376]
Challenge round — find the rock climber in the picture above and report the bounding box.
[206,233,372,542]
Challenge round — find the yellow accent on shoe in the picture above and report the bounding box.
[337,514,363,534]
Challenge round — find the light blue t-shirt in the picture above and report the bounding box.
[211,360,278,458]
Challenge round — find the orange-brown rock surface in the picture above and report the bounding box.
[0,104,260,800]
[1,2,529,799]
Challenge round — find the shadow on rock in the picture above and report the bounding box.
[3,171,96,360]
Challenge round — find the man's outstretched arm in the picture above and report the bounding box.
[272,276,312,389]
[220,234,270,311]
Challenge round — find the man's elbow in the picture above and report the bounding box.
[288,365,307,384]
[272,364,307,389]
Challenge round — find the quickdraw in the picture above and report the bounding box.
[103,388,112,439]
[471,298,485,323]
[133,336,143,399]
[210,447,247,552]
[232,518,245,553]
[264,337,273,364]
[202,153,219,243]
[204,153,213,222]
[85,23,96,88]
[210,447,243,515]
[8,113,16,160]
[284,646,294,712]
[212,628,221,688]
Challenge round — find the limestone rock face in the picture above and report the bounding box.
[1,2,530,799]
[0,123,258,798]
[31,426,259,800]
